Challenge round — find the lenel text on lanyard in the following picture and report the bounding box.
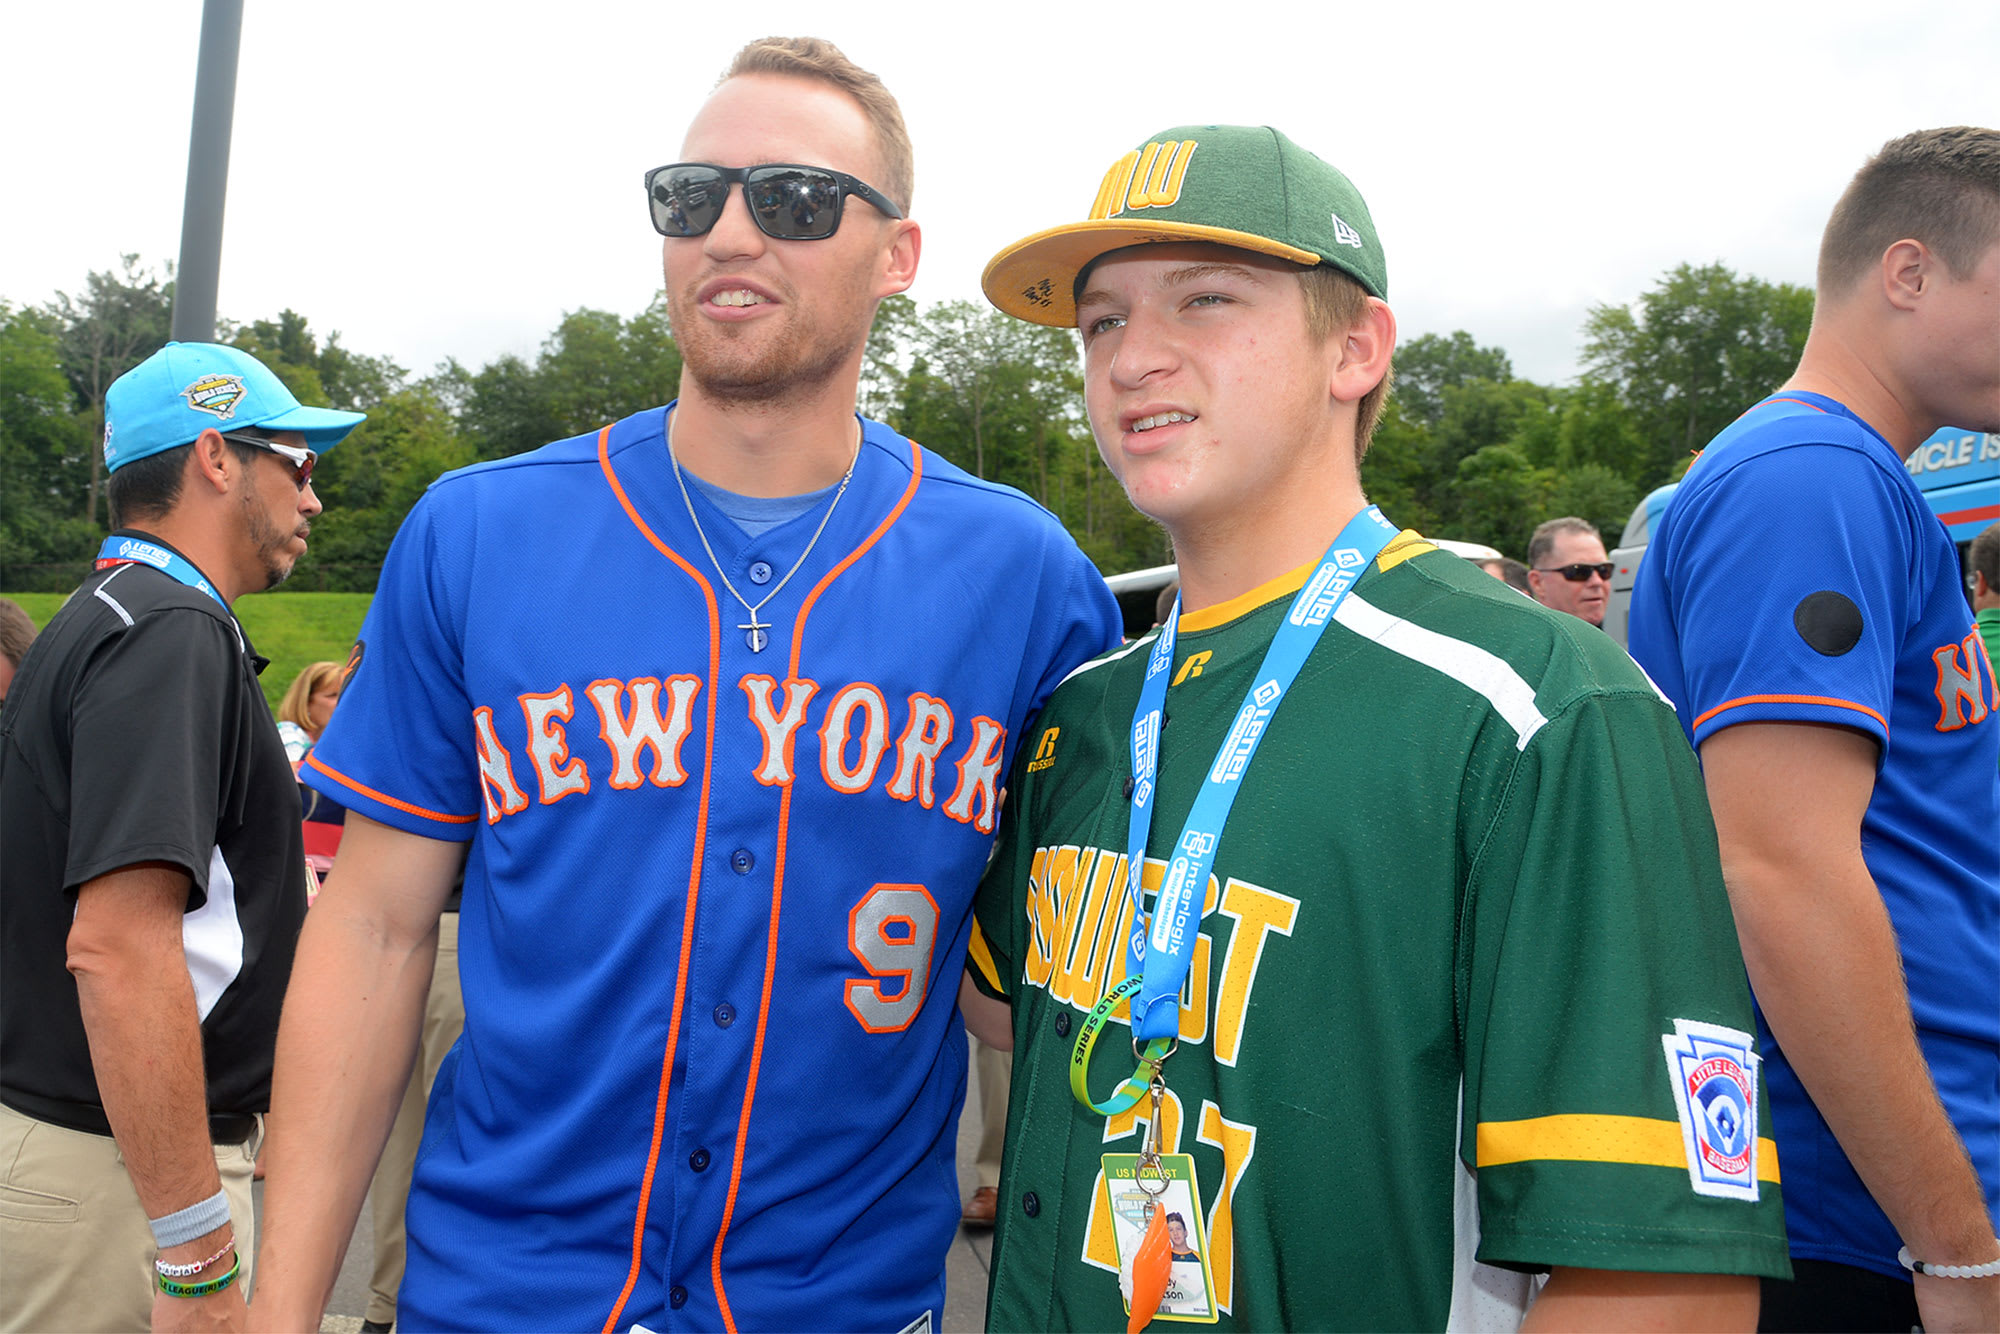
[1070,505,1399,1116]
[96,535,227,610]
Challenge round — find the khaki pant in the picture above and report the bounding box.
[972,1037,1010,1191]
[0,1100,259,1333]
[364,910,464,1326]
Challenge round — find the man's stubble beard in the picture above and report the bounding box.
[241,484,302,592]
[668,276,875,409]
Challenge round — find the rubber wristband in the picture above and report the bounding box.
[148,1188,230,1248]
[1068,974,1173,1116]
[1897,1245,2000,1279]
[156,1252,240,1299]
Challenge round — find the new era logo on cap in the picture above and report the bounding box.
[1330,213,1364,249]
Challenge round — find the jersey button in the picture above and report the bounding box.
[1055,1012,1071,1038]
[689,1147,711,1172]
[748,560,774,585]
[1022,1191,1041,1218]
[729,848,755,874]
[714,1003,736,1028]
[1122,776,1134,799]
[669,1285,688,1309]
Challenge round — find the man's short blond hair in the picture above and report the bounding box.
[1298,265,1393,461]
[723,36,914,215]
[1818,126,2000,294]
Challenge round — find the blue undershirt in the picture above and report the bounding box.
[684,471,832,538]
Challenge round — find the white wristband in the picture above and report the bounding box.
[1897,1244,2000,1280]
[148,1189,230,1248]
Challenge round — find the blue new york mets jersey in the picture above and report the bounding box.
[304,406,1121,1330]
[1629,391,2000,1281]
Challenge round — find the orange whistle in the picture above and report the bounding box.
[1127,1201,1172,1333]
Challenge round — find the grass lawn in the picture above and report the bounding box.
[6,590,373,714]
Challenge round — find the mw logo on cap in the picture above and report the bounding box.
[1092,140,1199,220]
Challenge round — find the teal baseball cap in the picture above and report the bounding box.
[983,124,1386,328]
[103,342,366,473]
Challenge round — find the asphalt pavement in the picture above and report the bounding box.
[270,1048,998,1333]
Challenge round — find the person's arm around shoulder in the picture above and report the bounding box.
[249,812,465,1332]
[70,862,249,1332]
[1525,1269,1756,1331]
[1701,721,1999,1333]
[959,973,1012,1052]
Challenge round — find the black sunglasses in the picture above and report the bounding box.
[224,433,316,490]
[644,162,903,241]
[1535,562,1614,582]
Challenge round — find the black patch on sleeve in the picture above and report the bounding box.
[1793,591,1864,656]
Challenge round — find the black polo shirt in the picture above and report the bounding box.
[0,532,307,1135]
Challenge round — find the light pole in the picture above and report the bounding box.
[169,0,243,343]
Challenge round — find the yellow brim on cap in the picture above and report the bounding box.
[981,218,1322,328]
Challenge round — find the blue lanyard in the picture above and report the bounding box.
[1124,505,1398,1042]
[1070,506,1400,1115]
[95,535,227,610]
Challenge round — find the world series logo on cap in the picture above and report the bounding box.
[182,374,246,419]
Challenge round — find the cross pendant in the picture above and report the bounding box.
[740,614,770,653]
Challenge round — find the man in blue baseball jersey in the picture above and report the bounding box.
[253,37,1120,1332]
[1630,126,2000,1332]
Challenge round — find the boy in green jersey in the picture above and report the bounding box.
[960,126,1791,1331]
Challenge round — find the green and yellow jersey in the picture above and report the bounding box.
[971,534,1790,1331]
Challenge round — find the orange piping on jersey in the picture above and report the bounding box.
[302,753,476,824]
[598,425,724,1334]
[1477,1112,1780,1184]
[1693,693,1889,735]
[1742,395,1827,419]
[709,438,924,1331]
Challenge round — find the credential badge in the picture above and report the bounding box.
[182,374,247,419]
[1662,1018,1762,1201]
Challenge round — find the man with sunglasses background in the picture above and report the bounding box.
[0,341,361,1332]
[253,36,1118,1333]
[1526,516,1612,627]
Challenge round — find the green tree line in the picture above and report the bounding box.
[1,257,1811,591]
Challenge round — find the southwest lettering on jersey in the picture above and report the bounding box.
[467,674,1006,830]
[1932,630,1994,732]
[1022,843,1298,1060]
[1025,839,1286,1319]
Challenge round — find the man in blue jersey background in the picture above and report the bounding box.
[1629,126,2000,1332]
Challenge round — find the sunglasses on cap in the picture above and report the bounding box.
[1535,562,1614,582]
[224,433,316,490]
[644,162,903,242]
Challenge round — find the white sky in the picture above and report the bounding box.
[4,2,1993,389]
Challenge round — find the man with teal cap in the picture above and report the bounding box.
[961,126,1791,1329]
[0,341,360,1331]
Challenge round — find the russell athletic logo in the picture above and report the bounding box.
[1663,1018,1762,1201]
[181,374,247,419]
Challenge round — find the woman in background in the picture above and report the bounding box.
[277,660,344,773]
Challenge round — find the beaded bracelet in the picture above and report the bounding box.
[155,1253,240,1299]
[155,1236,236,1279]
[1898,1245,2000,1280]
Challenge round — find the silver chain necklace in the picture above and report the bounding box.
[667,409,861,653]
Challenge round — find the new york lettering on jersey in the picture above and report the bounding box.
[302,408,1121,1329]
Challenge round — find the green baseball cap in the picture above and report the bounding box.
[982,124,1386,328]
